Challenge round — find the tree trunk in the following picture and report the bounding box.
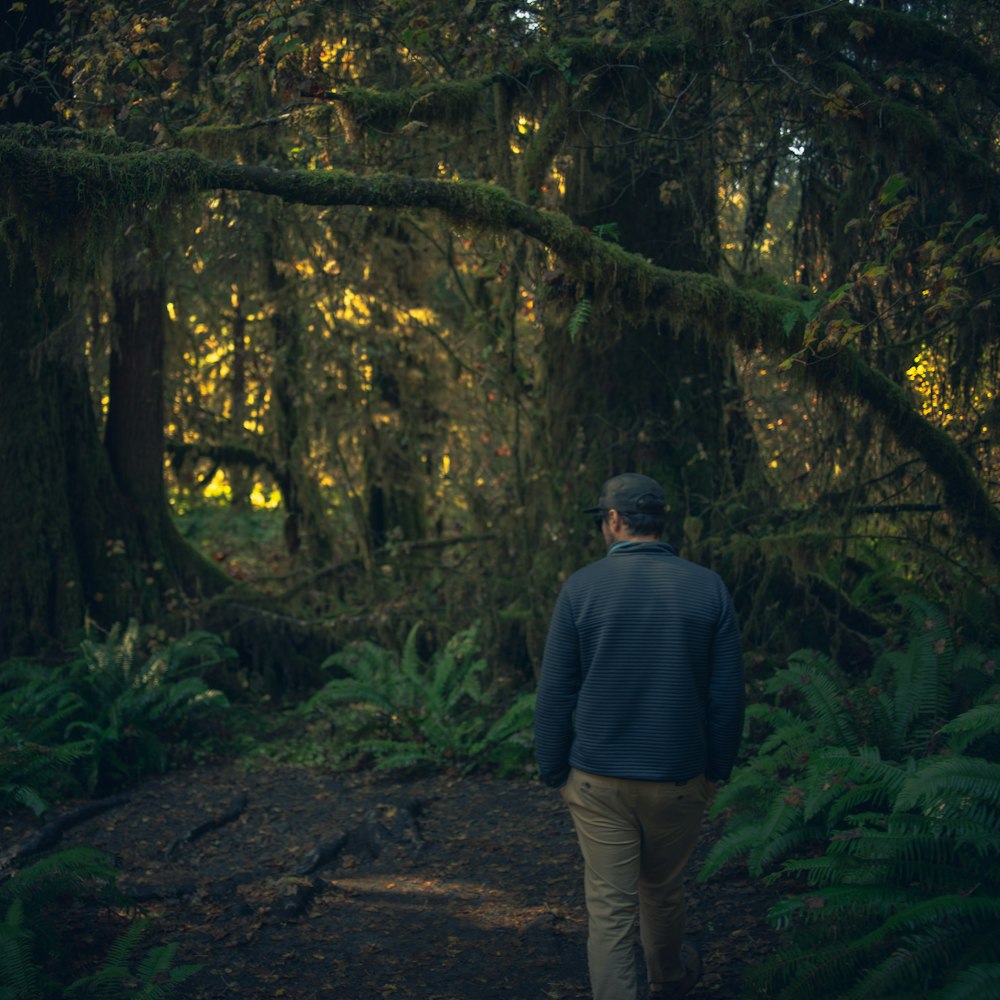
[0,241,227,658]
[538,73,766,550]
[106,257,231,615]
[0,244,92,654]
[107,268,168,510]
[267,237,333,564]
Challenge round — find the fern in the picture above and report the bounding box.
[64,923,200,1000]
[1,849,200,1000]
[131,941,201,999]
[567,299,592,342]
[895,755,1000,816]
[936,964,1000,1000]
[312,623,535,775]
[874,596,954,754]
[0,898,48,1000]
[1,622,231,796]
[0,723,90,815]
[768,652,860,750]
[705,604,1000,998]
[700,823,771,881]
[766,884,919,927]
[2,847,121,910]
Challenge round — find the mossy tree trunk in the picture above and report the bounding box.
[0,246,91,654]
[266,232,333,564]
[0,246,145,654]
[107,255,228,606]
[0,242,227,658]
[537,69,766,555]
[0,0,226,657]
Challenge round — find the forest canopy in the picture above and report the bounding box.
[0,0,998,680]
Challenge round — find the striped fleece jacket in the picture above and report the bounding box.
[534,540,745,788]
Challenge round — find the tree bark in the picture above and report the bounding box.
[107,265,168,510]
[0,244,93,654]
[0,234,228,657]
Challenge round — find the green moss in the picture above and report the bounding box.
[0,124,792,366]
[334,78,491,132]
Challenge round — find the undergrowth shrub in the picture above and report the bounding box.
[0,624,231,999]
[0,847,200,999]
[0,621,233,801]
[305,623,535,775]
[701,597,1000,998]
[0,720,90,816]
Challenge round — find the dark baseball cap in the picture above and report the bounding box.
[583,473,666,515]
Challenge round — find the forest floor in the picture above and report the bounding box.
[5,761,781,999]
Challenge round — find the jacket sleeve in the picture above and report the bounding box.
[534,586,582,787]
[706,588,745,782]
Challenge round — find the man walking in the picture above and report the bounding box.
[535,473,744,999]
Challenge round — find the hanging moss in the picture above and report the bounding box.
[0,130,209,283]
[330,79,494,133]
[0,123,799,349]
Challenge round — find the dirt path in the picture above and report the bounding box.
[10,763,778,998]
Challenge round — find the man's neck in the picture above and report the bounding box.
[607,532,659,549]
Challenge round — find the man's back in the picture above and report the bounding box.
[535,540,743,786]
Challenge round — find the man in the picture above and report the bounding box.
[535,473,744,1000]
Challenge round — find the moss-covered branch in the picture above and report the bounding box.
[3,126,999,565]
[0,127,785,336]
[265,33,689,136]
[800,345,1000,562]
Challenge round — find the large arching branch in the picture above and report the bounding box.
[2,128,998,564]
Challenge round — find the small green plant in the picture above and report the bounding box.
[63,924,200,1000]
[701,597,974,879]
[0,621,233,797]
[307,623,536,775]
[701,598,1000,998]
[0,847,200,1000]
[0,716,90,815]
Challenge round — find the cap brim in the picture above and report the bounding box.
[582,506,602,514]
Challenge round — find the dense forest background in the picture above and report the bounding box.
[2,0,997,679]
[1,1,999,998]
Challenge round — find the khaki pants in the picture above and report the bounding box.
[562,768,709,1000]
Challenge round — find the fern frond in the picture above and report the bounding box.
[568,298,592,342]
[767,883,917,926]
[63,920,146,998]
[938,963,1000,1000]
[132,944,201,999]
[758,716,817,758]
[886,596,953,749]
[879,893,1000,937]
[0,783,48,816]
[753,928,884,1000]
[399,623,424,690]
[0,900,45,1000]
[896,756,1000,814]
[698,823,765,880]
[774,652,859,750]
[360,740,435,772]
[64,921,201,1000]
[839,897,1000,1000]
[1,847,120,910]
[707,767,781,815]
[483,692,536,745]
[940,702,1000,754]
[801,747,905,825]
